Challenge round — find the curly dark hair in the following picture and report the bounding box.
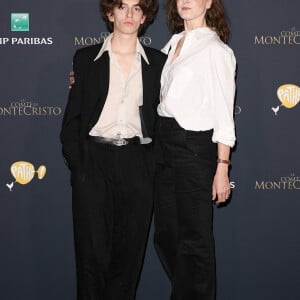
[100,0,159,33]
[166,0,230,43]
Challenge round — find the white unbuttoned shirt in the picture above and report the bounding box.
[89,34,149,139]
[157,27,236,147]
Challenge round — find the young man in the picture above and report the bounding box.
[60,0,166,299]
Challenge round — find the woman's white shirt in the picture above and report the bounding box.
[157,27,236,147]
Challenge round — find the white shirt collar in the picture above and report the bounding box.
[94,33,149,65]
[161,27,217,54]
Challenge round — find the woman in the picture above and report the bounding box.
[154,0,236,299]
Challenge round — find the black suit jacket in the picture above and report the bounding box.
[60,43,166,171]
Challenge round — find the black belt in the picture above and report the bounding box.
[89,135,141,146]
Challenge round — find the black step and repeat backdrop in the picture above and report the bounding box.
[1,0,300,299]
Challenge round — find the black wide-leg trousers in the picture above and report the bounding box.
[71,140,153,300]
[154,117,217,300]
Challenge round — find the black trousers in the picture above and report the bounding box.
[71,140,153,300]
[154,117,217,300]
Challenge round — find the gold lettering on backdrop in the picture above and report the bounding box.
[0,99,62,116]
[74,33,110,46]
[255,175,300,190]
[0,106,62,116]
[74,33,151,46]
[254,28,300,45]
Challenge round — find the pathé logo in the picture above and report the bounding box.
[272,84,300,115]
[6,161,46,192]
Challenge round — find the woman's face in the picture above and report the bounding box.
[176,0,212,27]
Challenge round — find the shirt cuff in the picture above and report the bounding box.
[212,128,236,148]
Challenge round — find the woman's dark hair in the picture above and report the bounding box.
[166,0,230,43]
[100,0,158,32]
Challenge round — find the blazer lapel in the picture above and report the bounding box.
[87,51,110,127]
[140,51,156,138]
[141,54,155,109]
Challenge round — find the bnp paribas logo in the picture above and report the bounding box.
[11,13,30,32]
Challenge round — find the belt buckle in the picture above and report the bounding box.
[113,138,128,146]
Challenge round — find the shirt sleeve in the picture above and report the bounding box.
[211,44,236,147]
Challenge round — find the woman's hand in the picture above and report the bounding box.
[212,142,231,204]
[212,162,231,204]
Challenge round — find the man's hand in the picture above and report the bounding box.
[69,70,75,89]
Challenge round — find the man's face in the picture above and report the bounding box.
[108,0,146,36]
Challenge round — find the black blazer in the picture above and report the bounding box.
[60,43,166,170]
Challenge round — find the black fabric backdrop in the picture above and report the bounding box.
[1,1,300,299]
